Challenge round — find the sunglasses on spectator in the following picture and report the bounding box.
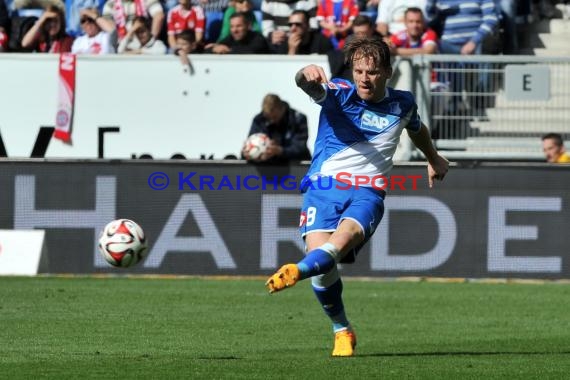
[288,22,304,27]
[235,0,249,3]
[80,17,95,24]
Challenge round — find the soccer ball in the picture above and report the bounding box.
[98,219,148,268]
[244,133,270,160]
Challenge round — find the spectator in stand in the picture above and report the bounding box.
[71,7,117,53]
[218,0,261,42]
[174,29,201,71]
[174,28,201,54]
[387,6,446,137]
[0,0,8,51]
[117,15,167,53]
[274,9,333,54]
[426,0,497,113]
[207,12,270,53]
[387,7,437,56]
[542,133,570,163]
[331,14,380,79]
[102,0,165,42]
[261,0,318,49]
[166,0,205,50]
[316,0,360,50]
[426,0,497,56]
[345,14,380,42]
[493,0,517,53]
[21,5,74,52]
[375,0,426,37]
[65,0,102,37]
[242,93,311,163]
[357,0,378,21]
[197,0,229,42]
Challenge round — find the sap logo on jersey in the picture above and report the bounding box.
[361,110,390,131]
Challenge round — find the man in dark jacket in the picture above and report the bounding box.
[243,93,311,163]
[208,12,270,54]
[274,10,333,55]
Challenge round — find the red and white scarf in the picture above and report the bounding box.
[54,53,76,143]
[0,31,7,50]
[113,0,147,38]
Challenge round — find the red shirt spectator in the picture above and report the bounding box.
[167,3,205,48]
[387,7,437,57]
[388,8,441,94]
[39,35,74,52]
[316,0,359,50]
[0,30,7,51]
[389,27,437,50]
[21,5,75,53]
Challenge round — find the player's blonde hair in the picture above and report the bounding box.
[343,36,392,71]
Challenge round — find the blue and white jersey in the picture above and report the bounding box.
[306,78,421,187]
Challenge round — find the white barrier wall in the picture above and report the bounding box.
[0,54,414,160]
[0,230,48,275]
[0,54,328,159]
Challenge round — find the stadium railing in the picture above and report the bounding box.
[404,55,570,161]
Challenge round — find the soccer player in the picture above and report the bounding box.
[265,37,449,357]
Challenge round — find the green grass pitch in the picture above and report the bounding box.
[0,276,569,379]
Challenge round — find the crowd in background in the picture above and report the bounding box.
[0,0,568,56]
[1,0,568,164]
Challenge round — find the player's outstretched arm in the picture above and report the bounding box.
[295,65,328,101]
[408,123,449,188]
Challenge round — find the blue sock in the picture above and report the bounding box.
[297,248,336,280]
[312,278,350,332]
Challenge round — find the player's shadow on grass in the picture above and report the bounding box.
[359,351,570,358]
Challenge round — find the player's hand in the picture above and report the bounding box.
[301,64,328,84]
[427,154,449,188]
